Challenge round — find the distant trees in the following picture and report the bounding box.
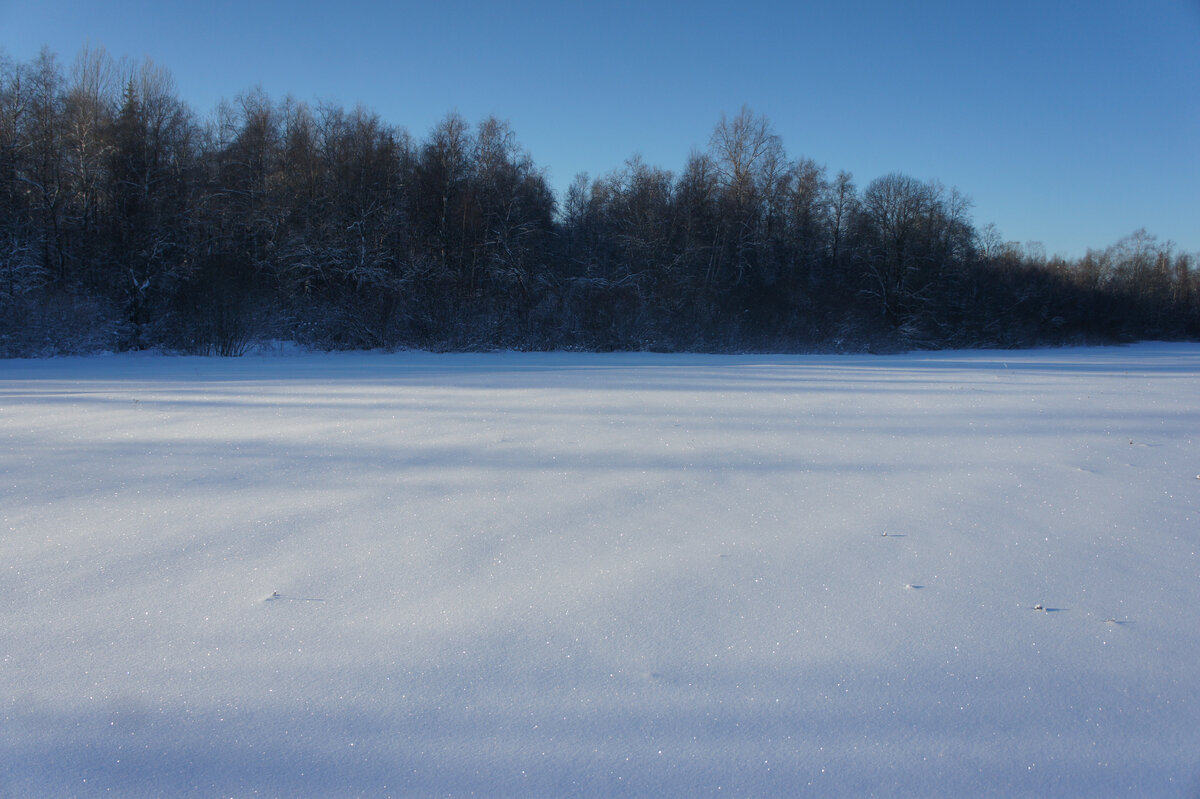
[0,45,1196,356]
[707,107,787,288]
[851,173,975,340]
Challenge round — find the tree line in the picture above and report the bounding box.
[2,46,1196,356]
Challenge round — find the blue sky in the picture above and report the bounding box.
[3,0,1198,256]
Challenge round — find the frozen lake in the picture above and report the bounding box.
[3,344,1198,797]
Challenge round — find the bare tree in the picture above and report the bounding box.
[855,173,974,332]
[62,45,120,285]
[708,106,786,284]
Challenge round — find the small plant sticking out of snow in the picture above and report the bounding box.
[264,591,325,603]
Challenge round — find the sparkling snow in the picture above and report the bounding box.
[3,344,1198,797]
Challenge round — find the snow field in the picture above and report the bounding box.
[2,344,1199,797]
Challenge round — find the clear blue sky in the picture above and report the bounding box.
[3,0,1198,257]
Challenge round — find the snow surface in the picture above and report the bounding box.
[2,343,1198,797]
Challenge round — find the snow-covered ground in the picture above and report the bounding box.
[3,343,1198,797]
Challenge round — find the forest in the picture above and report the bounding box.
[2,46,1197,356]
